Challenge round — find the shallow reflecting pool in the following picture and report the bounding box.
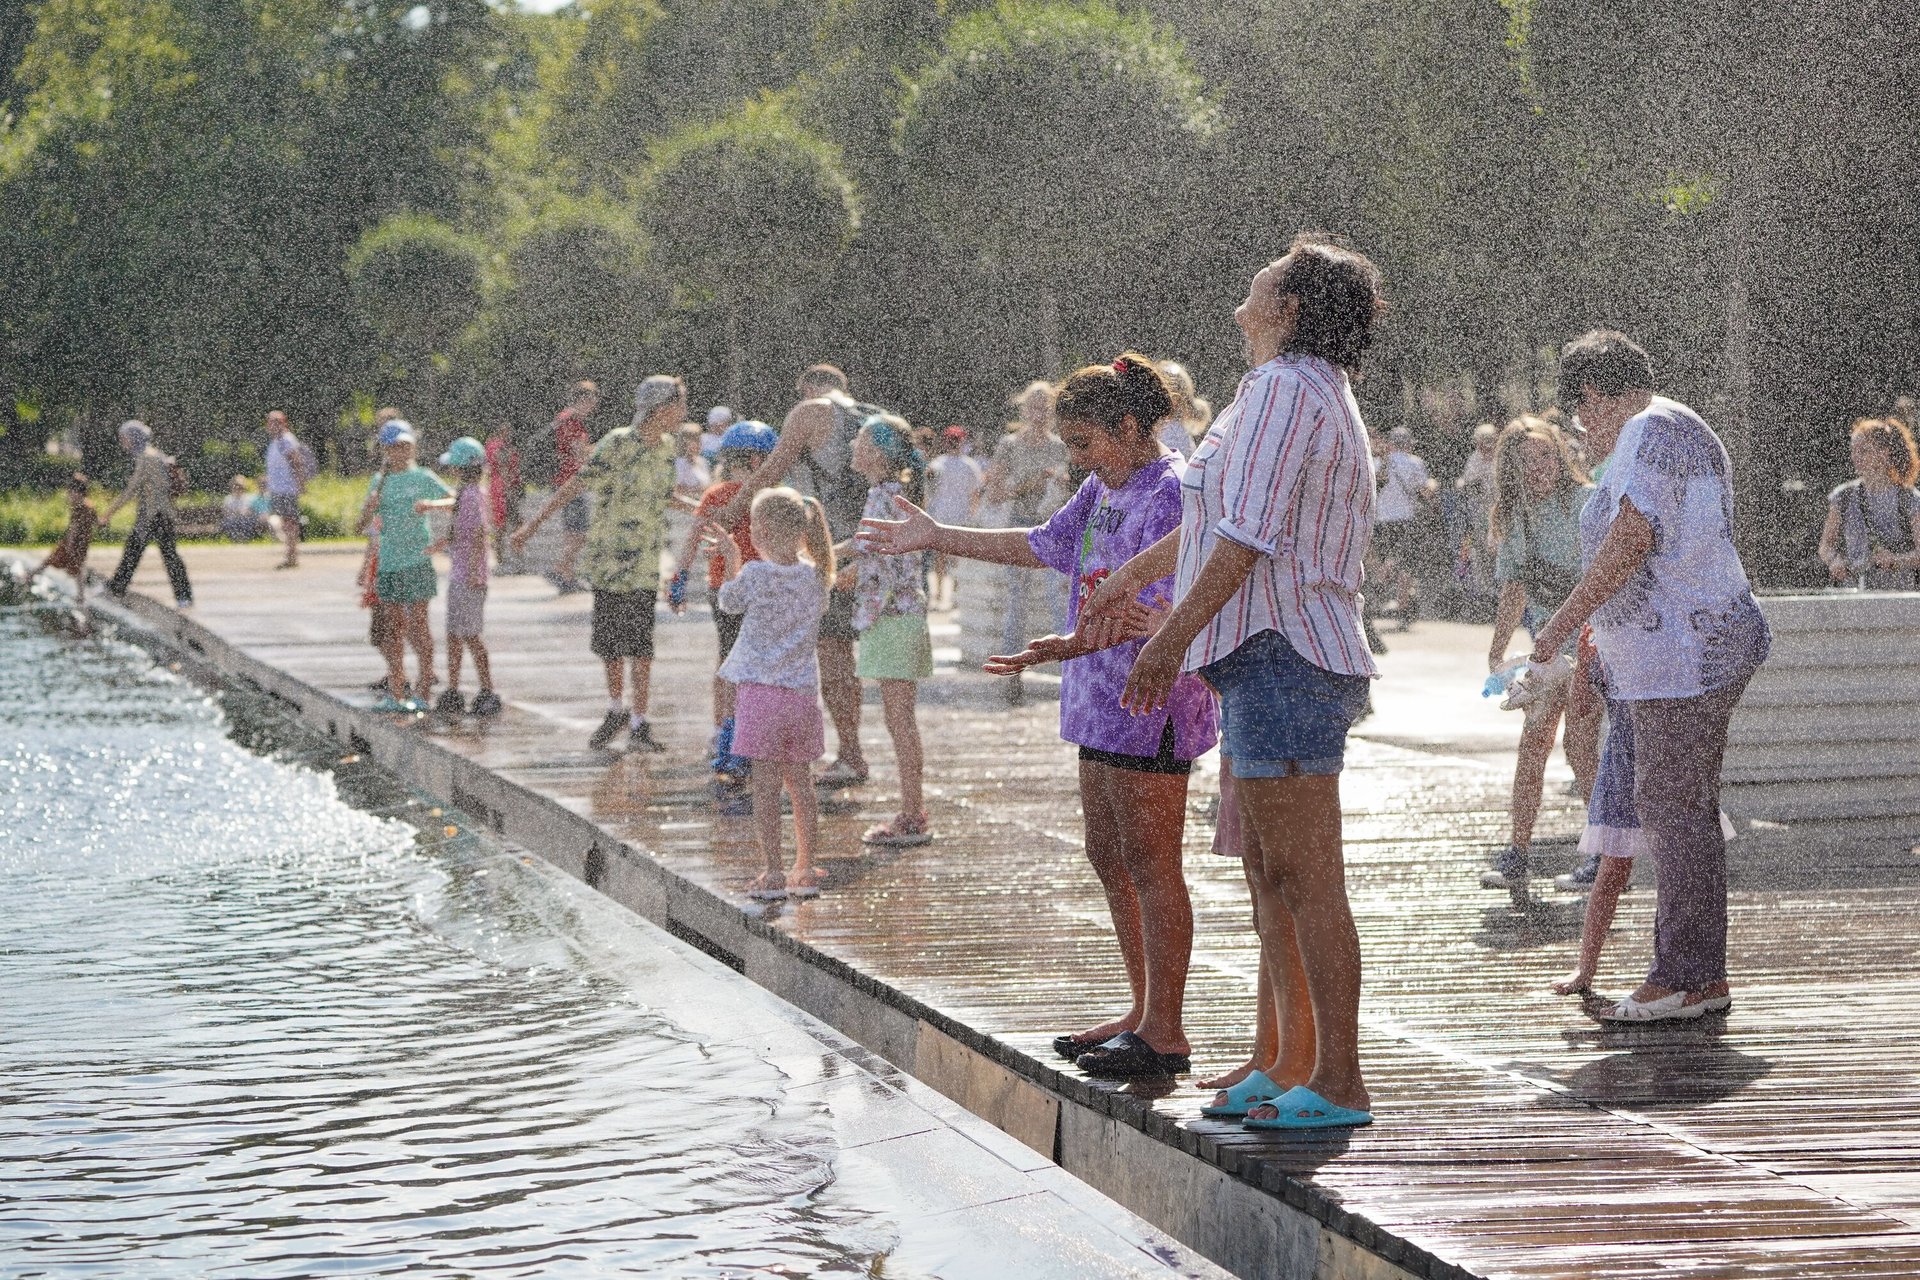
[0,609,915,1276]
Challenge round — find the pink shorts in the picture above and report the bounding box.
[732,682,825,764]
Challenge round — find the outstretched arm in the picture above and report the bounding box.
[860,494,1044,568]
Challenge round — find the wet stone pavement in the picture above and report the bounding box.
[75,544,1920,1279]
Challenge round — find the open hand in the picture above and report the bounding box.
[982,634,1078,675]
[859,494,937,555]
[1119,628,1185,715]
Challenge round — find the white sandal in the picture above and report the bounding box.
[1596,990,1708,1023]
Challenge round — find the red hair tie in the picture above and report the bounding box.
[1112,359,1128,374]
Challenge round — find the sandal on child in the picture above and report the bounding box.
[788,868,828,899]
[862,813,932,847]
[1074,1031,1190,1078]
[1242,1085,1373,1131]
[815,760,869,788]
[1595,990,1708,1023]
[746,874,787,902]
[1200,1068,1286,1119]
[1051,1031,1112,1061]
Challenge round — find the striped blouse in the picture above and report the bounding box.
[1173,353,1378,677]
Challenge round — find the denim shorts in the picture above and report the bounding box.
[561,493,592,534]
[1199,629,1371,778]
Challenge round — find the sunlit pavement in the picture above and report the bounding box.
[74,543,1920,1278]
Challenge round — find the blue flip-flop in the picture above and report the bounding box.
[1241,1085,1373,1131]
[1199,1069,1285,1118]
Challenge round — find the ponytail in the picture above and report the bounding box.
[863,413,926,508]
[800,495,836,589]
[1055,351,1176,439]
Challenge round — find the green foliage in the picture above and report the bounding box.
[0,488,82,546]
[346,213,489,365]
[897,0,1217,268]
[646,96,859,305]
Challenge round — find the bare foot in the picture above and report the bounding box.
[1553,968,1596,996]
[1198,1060,1261,1091]
[1072,1015,1139,1045]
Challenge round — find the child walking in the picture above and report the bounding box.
[431,437,501,717]
[31,473,100,606]
[846,415,936,847]
[863,355,1217,1076]
[484,419,525,573]
[709,487,835,901]
[356,420,455,713]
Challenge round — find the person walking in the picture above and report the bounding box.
[924,426,983,609]
[103,420,194,610]
[979,381,1070,696]
[514,376,685,753]
[262,409,314,569]
[541,379,600,594]
[1093,234,1386,1129]
[713,363,872,787]
[1527,329,1771,1023]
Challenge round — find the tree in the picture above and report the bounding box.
[895,0,1218,376]
[345,213,487,425]
[640,95,858,405]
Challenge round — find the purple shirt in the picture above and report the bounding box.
[449,485,488,586]
[1028,457,1219,760]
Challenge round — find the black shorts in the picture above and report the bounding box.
[1373,519,1420,565]
[1076,720,1193,776]
[714,607,742,663]
[820,586,857,642]
[591,589,657,659]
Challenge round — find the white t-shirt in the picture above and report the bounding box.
[1156,416,1195,458]
[674,455,711,493]
[715,560,827,689]
[927,453,985,525]
[1580,396,1770,700]
[264,432,305,497]
[1374,450,1430,523]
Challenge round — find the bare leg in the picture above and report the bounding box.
[1106,764,1194,1055]
[1509,687,1568,850]
[1555,855,1632,993]
[749,760,785,888]
[469,637,493,692]
[1563,688,1603,801]
[879,678,924,815]
[405,601,434,701]
[280,504,300,566]
[604,657,624,704]
[1239,774,1367,1111]
[818,634,864,771]
[1075,760,1144,1042]
[1198,852,1281,1090]
[380,603,409,698]
[627,657,653,718]
[447,635,466,692]
[785,760,821,884]
[1253,874,1317,1087]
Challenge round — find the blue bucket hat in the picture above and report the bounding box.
[718,420,778,455]
[378,420,416,447]
[438,436,485,469]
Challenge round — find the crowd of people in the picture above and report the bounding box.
[37,229,1920,1134]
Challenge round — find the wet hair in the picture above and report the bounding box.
[1157,360,1212,430]
[119,419,151,452]
[1055,353,1175,442]
[750,486,836,589]
[632,375,684,424]
[799,363,848,393]
[68,471,91,495]
[1273,233,1386,372]
[1489,416,1589,543]
[373,406,402,427]
[860,413,926,507]
[1557,329,1655,407]
[1850,416,1920,487]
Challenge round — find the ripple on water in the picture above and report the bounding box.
[0,614,902,1277]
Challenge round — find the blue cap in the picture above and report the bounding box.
[378,420,416,447]
[438,436,485,469]
[718,420,777,454]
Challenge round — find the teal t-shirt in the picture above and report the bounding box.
[370,466,452,572]
[1494,484,1591,590]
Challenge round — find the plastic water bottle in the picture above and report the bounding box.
[1483,657,1528,700]
[668,568,688,610]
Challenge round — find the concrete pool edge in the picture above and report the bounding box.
[93,587,1459,1280]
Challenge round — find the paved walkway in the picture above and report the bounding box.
[67,543,1920,1279]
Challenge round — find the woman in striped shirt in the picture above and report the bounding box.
[1090,234,1385,1130]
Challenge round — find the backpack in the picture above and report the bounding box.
[166,456,189,501]
[524,410,584,489]
[291,440,318,485]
